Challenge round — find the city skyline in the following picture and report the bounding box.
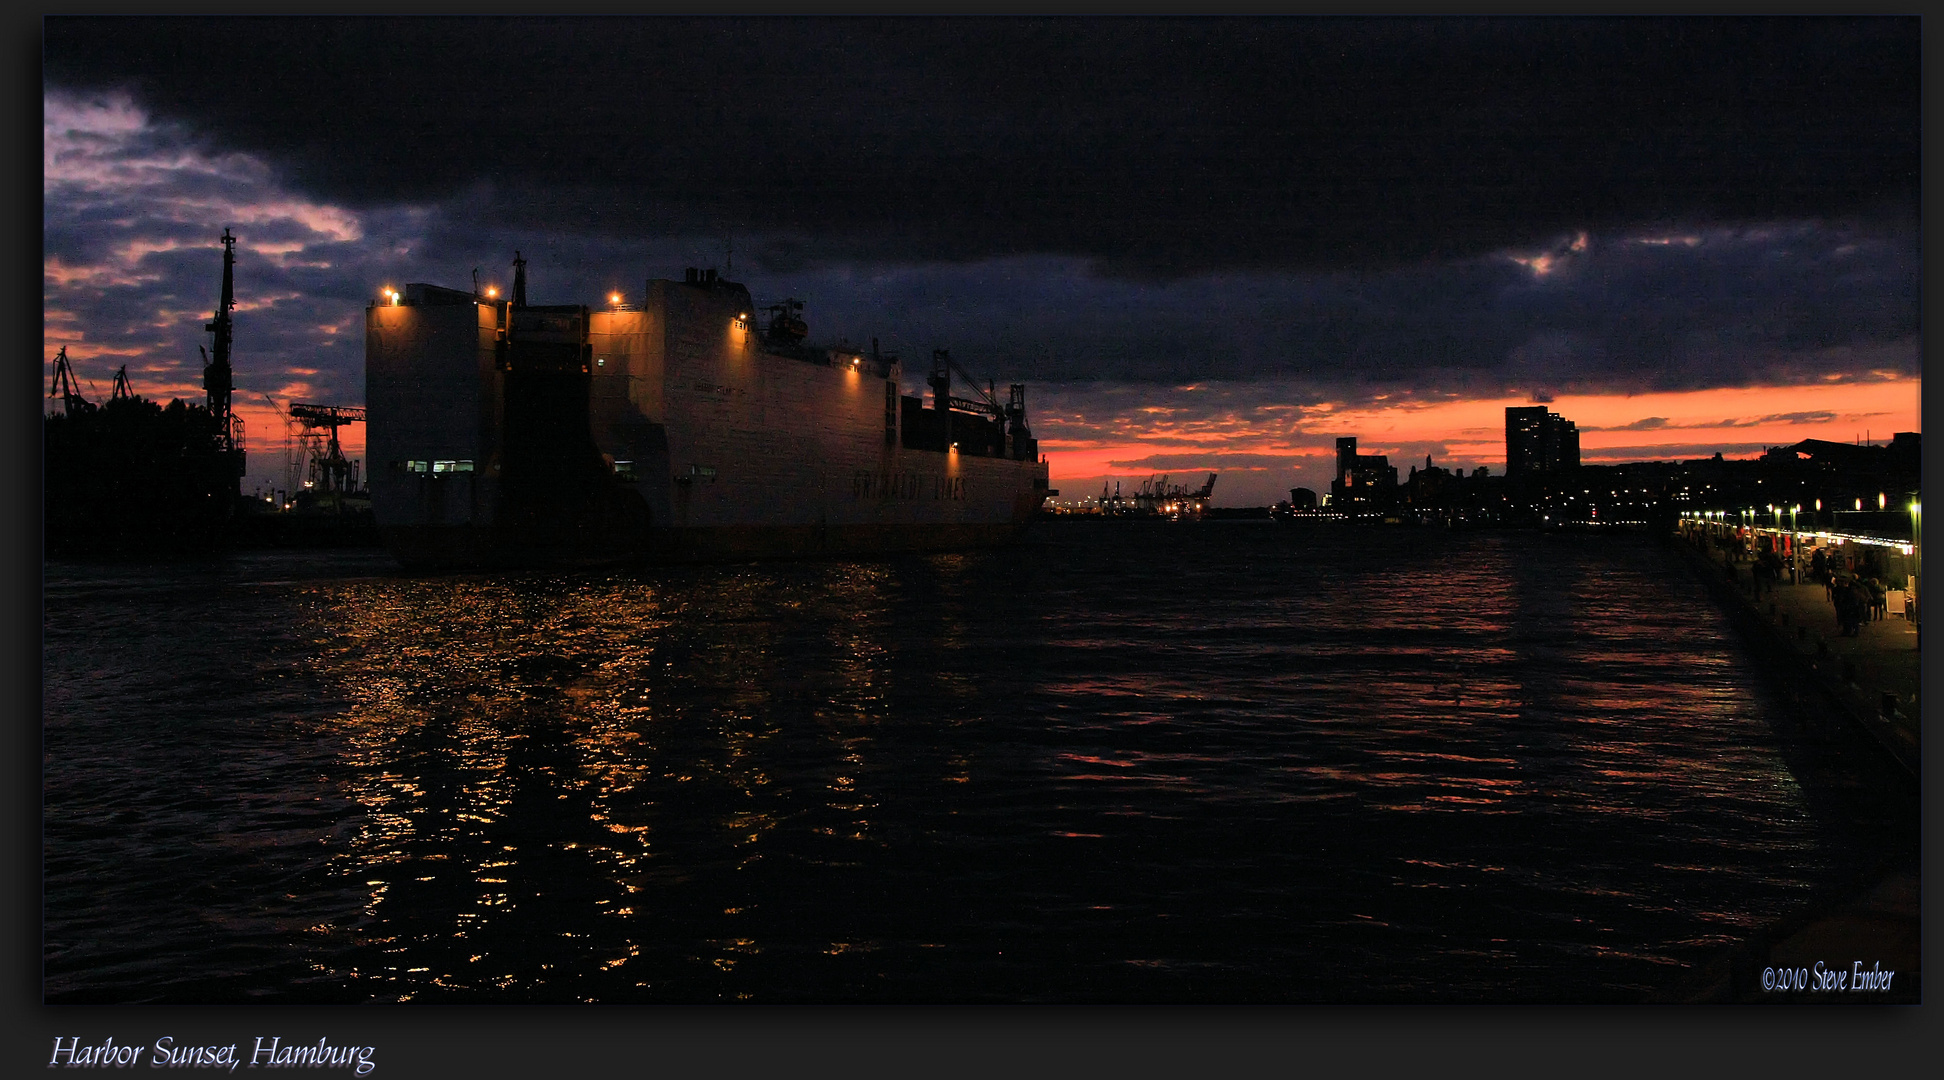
[42,17,1919,506]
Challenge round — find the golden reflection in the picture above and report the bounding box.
[824,941,879,955]
[299,575,670,993]
[353,563,897,973]
[809,563,905,849]
[295,550,957,998]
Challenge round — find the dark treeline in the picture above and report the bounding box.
[44,396,237,557]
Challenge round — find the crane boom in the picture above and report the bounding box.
[289,403,366,424]
[49,346,88,415]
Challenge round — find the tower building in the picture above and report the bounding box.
[1505,406,1579,476]
[1330,436,1398,513]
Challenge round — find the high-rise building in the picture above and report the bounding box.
[1505,406,1579,476]
[1331,436,1398,512]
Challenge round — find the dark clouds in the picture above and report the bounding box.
[42,17,1921,504]
[43,91,426,412]
[1582,411,1842,433]
[43,17,1917,277]
[749,220,1918,397]
[1583,442,1780,461]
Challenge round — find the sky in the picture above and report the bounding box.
[42,17,1920,506]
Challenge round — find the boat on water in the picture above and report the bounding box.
[366,264,1054,568]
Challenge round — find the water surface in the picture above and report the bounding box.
[43,523,1903,1003]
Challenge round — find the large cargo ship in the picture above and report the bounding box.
[366,265,1054,568]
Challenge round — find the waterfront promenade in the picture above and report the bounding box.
[1668,529,1919,1003]
[1680,531,1919,774]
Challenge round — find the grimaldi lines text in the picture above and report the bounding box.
[365,267,1052,568]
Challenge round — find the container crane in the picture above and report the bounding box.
[48,346,89,416]
[260,393,301,506]
[288,403,367,498]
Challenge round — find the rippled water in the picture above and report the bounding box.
[42,523,1905,1003]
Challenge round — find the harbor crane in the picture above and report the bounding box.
[202,228,245,495]
[259,394,300,504]
[1098,473,1218,517]
[48,346,89,416]
[287,403,367,497]
[927,348,1036,459]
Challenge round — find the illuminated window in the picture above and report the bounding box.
[433,460,458,473]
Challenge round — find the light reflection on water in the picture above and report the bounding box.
[42,527,1912,1003]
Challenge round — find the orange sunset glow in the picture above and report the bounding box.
[1042,377,1920,504]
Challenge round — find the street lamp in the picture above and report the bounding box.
[1912,499,1922,639]
[1791,504,1800,584]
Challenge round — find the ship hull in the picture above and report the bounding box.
[366,275,1050,569]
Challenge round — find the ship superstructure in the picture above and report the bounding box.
[366,265,1053,567]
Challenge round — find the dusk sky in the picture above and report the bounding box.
[43,17,1919,506]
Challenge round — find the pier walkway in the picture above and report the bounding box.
[1680,534,1919,774]
[1665,530,1919,1003]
